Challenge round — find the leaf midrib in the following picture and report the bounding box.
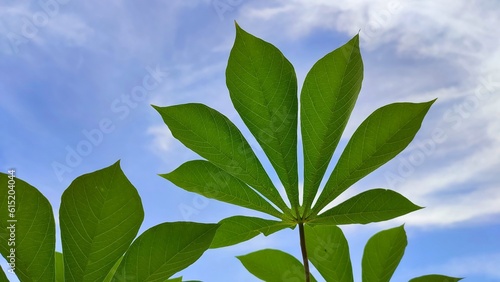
[314,105,428,213]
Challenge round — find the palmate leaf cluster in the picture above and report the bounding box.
[0,163,218,281]
[154,24,460,281]
[0,24,462,282]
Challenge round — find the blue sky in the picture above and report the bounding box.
[1,0,499,281]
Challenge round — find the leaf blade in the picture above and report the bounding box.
[362,225,407,282]
[0,265,8,282]
[409,274,463,282]
[238,249,317,282]
[210,216,293,249]
[227,23,299,210]
[0,173,56,281]
[312,101,435,215]
[112,222,218,281]
[301,34,364,213]
[154,103,291,215]
[305,225,353,282]
[59,161,144,282]
[310,189,421,225]
[161,160,282,218]
[55,252,64,282]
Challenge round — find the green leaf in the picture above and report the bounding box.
[166,277,183,282]
[154,103,291,215]
[161,160,282,218]
[362,225,407,282]
[0,267,8,282]
[103,256,123,282]
[226,23,299,210]
[312,100,435,215]
[301,34,363,213]
[0,173,56,281]
[55,252,64,282]
[409,274,463,282]
[112,222,218,281]
[210,216,293,248]
[310,189,422,225]
[60,161,144,281]
[238,249,317,282]
[305,225,353,282]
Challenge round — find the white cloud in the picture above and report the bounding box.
[147,125,174,154]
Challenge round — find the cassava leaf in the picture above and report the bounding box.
[0,266,8,282]
[312,101,435,215]
[161,160,282,218]
[210,215,293,248]
[301,34,363,213]
[112,222,218,281]
[0,173,56,281]
[60,161,144,282]
[103,256,123,282]
[55,252,64,282]
[362,225,407,282]
[226,23,299,211]
[238,249,317,282]
[154,103,291,216]
[409,274,463,282]
[310,189,422,225]
[305,225,353,282]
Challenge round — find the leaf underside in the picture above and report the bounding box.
[210,215,293,248]
[312,100,435,216]
[112,222,218,281]
[362,225,407,282]
[0,173,56,281]
[301,34,364,213]
[305,225,353,282]
[238,249,318,282]
[227,23,300,211]
[311,189,422,225]
[409,274,463,282]
[162,160,282,218]
[154,103,291,215]
[60,161,144,281]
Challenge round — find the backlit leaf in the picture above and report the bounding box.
[0,173,55,281]
[227,23,299,210]
[60,161,144,281]
[362,225,407,282]
[311,189,421,225]
[112,222,218,281]
[162,160,282,218]
[238,249,317,282]
[210,216,293,248]
[409,274,463,282]
[0,266,8,282]
[305,225,353,282]
[154,103,291,216]
[301,34,363,213]
[55,252,64,282]
[312,101,435,215]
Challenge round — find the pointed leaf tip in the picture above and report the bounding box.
[312,100,436,215]
[300,32,363,213]
[362,225,407,282]
[311,189,421,225]
[227,20,299,211]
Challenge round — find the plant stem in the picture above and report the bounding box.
[299,223,310,282]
